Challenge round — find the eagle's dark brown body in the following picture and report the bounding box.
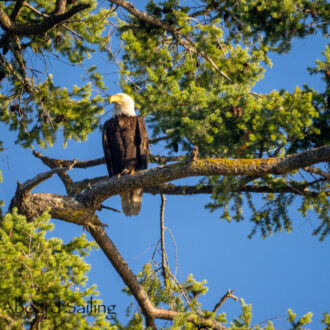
[102,114,149,216]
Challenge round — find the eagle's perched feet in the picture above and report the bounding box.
[117,168,135,179]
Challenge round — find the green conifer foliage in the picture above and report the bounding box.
[0,209,112,329]
[119,0,329,240]
[0,1,328,328]
[0,1,114,148]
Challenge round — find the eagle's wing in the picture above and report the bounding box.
[135,116,149,170]
[102,121,113,176]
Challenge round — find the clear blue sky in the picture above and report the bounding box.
[0,2,329,328]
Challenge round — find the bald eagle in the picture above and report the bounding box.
[102,93,149,216]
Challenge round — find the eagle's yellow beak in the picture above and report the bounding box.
[109,95,120,104]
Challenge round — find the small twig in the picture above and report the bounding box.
[212,289,238,313]
[150,239,161,264]
[164,227,178,277]
[149,135,171,144]
[160,194,169,286]
[304,166,330,179]
[168,271,191,305]
[100,204,121,213]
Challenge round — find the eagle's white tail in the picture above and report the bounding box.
[120,189,143,216]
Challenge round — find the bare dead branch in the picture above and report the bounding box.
[213,289,238,313]
[32,151,75,195]
[32,150,105,169]
[100,204,121,213]
[168,270,191,304]
[17,167,69,194]
[88,225,157,328]
[33,149,183,169]
[160,194,169,286]
[304,166,330,179]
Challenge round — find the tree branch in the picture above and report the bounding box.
[15,190,225,329]
[82,145,330,207]
[144,182,327,197]
[213,289,238,313]
[10,0,25,21]
[0,3,90,36]
[149,154,185,164]
[149,135,171,144]
[160,194,169,287]
[33,149,183,169]
[31,146,329,202]
[23,2,84,40]
[17,167,69,194]
[304,166,330,179]
[32,151,76,195]
[16,147,329,224]
[33,150,105,169]
[89,226,225,329]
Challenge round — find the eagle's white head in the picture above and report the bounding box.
[109,93,136,117]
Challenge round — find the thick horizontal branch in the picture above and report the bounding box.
[20,192,102,227]
[144,183,327,197]
[30,146,329,203]
[82,145,330,207]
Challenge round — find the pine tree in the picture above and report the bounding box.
[0,0,329,328]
